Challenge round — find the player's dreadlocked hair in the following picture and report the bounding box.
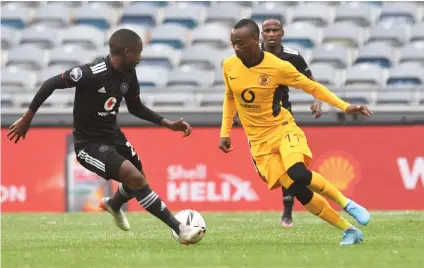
[109,29,142,55]
[234,19,260,37]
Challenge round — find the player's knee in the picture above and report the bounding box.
[118,160,147,190]
[287,162,312,186]
[289,183,313,205]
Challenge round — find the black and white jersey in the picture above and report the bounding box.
[260,44,313,110]
[61,56,140,145]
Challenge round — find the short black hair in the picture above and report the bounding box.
[109,29,141,55]
[234,19,260,36]
[262,18,283,27]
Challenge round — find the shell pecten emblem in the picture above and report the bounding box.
[313,151,361,194]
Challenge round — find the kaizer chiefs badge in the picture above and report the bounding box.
[258,74,270,86]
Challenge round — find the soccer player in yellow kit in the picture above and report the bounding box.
[219,19,371,246]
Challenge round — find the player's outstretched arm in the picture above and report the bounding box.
[7,74,70,144]
[277,61,373,116]
[125,96,192,137]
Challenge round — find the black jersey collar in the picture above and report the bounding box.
[260,42,283,55]
[240,50,265,68]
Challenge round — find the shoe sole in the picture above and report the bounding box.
[99,199,130,231]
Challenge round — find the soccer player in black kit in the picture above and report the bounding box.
[7,29,203,244]
[234,18,323,228]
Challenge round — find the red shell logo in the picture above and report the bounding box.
[312,151,361,196]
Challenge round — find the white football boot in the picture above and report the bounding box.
[99,197,130,231]
[177,224,204,245]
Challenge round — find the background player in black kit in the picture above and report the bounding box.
[234,18,322,228]
[7,29,203,245]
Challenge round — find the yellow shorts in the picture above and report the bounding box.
[249,123,313,190]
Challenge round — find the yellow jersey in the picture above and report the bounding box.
[220,51,350,144]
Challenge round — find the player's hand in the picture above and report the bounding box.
[163,118,192,137]
[233,114,241,126]
[310,100,322,119]
[7,117,31,144]
[219,137,234,153]
[345,105,373,116]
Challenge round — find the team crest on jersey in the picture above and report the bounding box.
[70,67,83,82]
[99,145,108,152]
[120,82,129,94]
[258,74,270,86]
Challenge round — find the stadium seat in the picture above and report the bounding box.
[378,2,418,26]
[322,22,364,48]
[1,50,7,67]
[44,93,75,108]
[36,66,66,88]
[32,3,71,28]
[334,2,377,27]
[148,93,196,108]
[1,93,13,108]
[198,93,224,107]
[61,25,105,50]
[105,24,149,45]
[136,66,169,88]
[1,26,20,50]
[287,91,315,105]
[386,62,424,87]
[149,24,189,49]
[377,91,413,105]
[309,63,342,87]
[1,3,28,29]
[48,45,94,69]
[354,43,396,68]
[191,23,231,49]
[1,67,37,93]
[399,43,424,65]
[410,21,424,43]
[166,67,214,88]
[310,44,351,69]
[74,3,117,30]
[250,2,287,24]
[6,44,47,70]
[367,24,409,47]
[139,44,181,70]
[283,23,322,49]
[20,25,60,49]
[344,91,375,105]
[163,2,206,29]
[211,67,225,90]
[345,64,386,87]
[48,1,83,7]
[88,1,124,8]
[179,45,222,71]
[291,3,334,27]
[205,2,244,27]
[92,45,109,61]
[120,3,159,28]
[130,1,168,7]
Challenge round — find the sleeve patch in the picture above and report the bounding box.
[70,67,83,82]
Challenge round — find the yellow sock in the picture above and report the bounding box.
[310,171,349,208]
[304,192,352,231]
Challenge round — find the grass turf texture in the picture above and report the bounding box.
[2,211,423,268]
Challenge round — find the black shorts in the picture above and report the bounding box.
[74,133,142,180]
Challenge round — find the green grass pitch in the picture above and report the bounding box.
[2,211,423,268]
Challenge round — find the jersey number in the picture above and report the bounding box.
[126,141,139,160]
[285,133,301,147]
[104,97,117,111]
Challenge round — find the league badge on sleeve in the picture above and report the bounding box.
[70,67,83,82]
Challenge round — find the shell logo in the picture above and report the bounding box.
[313,151,361,195]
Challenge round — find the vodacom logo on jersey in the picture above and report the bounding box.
[166,164,259,202]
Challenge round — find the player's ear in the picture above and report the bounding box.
[123,48,130,57]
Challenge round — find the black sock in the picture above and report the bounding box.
[282,187,294,218]
[134,185,181,234]
[109,183,134,211]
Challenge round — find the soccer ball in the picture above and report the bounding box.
[171,209,206,244]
